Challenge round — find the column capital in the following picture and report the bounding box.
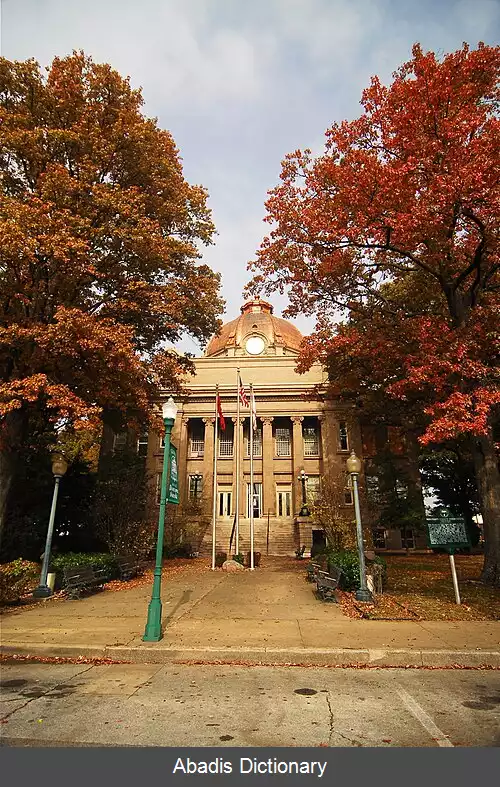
[261,416,274,426]
[202,417,215,425]
[291,416,304,424]
[182,417,190,427]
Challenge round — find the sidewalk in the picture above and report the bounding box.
[1,560,499,667]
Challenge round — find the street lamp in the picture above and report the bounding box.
[33,453,69,599]
[346,450,373,603]
[143,396,178,642]
[298,469,310,516]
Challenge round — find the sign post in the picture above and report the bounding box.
[425,509,469,605]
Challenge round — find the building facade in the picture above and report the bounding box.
[145,298,365,556]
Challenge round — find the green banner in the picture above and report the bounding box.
[167,444,179,505]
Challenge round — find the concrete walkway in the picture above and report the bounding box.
[1,560,499,667]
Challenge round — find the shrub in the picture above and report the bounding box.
[215,552,227,567]
[0,559,40,605]
[51,552,119,581]
[325,549,386,590]
[163,543,195,559]
[232,553,244,565]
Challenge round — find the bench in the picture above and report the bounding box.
[63,566,109,599]
[316,566,342,602]
[306,562,321,582]
[116,555,143,581]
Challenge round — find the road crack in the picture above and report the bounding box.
[325,693,363,747]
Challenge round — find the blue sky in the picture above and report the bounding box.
[2,0,499,353]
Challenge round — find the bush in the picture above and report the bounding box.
[232,553,244,565]
[0,559,40,605]
[163,543,195,559]
[51,552,119,581]
[215,552,227,567]
[325,549,386,590]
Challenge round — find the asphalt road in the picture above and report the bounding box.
[1,661,499,747]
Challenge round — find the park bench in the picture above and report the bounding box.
[63,566,109,600]
[306,561,321,582]
[316,566,342,602]
[116,555,143,581]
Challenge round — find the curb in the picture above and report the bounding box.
[2,643,499,668]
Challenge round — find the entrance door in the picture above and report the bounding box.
[311,529,327,557]
[218,489,232,518]
[276,488,292,518]
[246,482,262,518]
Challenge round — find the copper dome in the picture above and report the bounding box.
[205,298,303,357]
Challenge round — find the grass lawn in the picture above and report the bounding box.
[339,553,500,621]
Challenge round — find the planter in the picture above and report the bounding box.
[47,572,56,592]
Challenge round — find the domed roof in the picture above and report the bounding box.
[205,297,303,357]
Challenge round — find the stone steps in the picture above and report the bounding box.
[200,518,299,556]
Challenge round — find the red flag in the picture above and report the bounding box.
[238,375,249,407]
[216,393,226,431]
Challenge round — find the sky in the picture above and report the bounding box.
[2,0,499,354]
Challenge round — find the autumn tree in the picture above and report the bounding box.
[248,44,500,584]
[0,52,223,534]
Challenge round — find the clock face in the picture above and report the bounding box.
[245,335,265,355]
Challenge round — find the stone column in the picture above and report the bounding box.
[202,418,215,516]
[177,418,189,507]
[261,417,275,517]
[291,416,304,515]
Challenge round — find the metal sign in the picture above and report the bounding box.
[425,509,469,605]
[426,509,469,550]
[167,444,179,505]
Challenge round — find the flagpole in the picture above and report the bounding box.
[235,368,240,556]
[249,383,255,571]
[211,385,219,570]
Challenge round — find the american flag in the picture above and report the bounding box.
[238,374,249,407]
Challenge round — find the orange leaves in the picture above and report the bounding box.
[0,51,222,434]
[247,43,499,446]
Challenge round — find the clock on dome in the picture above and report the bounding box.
[245,335,265,355]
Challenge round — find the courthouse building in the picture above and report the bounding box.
[142,297,367,556]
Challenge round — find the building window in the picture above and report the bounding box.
[136,430,148,458]
[366,474,380,503]
[275,426,291,457]
[344,473,353,505]
[245,427,262,457]
[400,527,414,549]
[338,421,349,452]
[306,476,320,503]
[219,421,234,457]
[113,432,128,452]
[396,478,408,499]
[189,422,205,457]
[303,425,319,456]
[188,474,203,500]
[373,529,387,549]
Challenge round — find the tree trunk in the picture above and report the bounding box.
[471,425,500,587]
[0,410,26,543]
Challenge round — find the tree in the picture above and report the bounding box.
[248,43,500,584]
[94,450,157,560]
[309,474,358,552]
[0,52,223,534]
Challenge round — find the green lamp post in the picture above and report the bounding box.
[143,396,178,642]
[33,454,68,599]
[346,450,373,603]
